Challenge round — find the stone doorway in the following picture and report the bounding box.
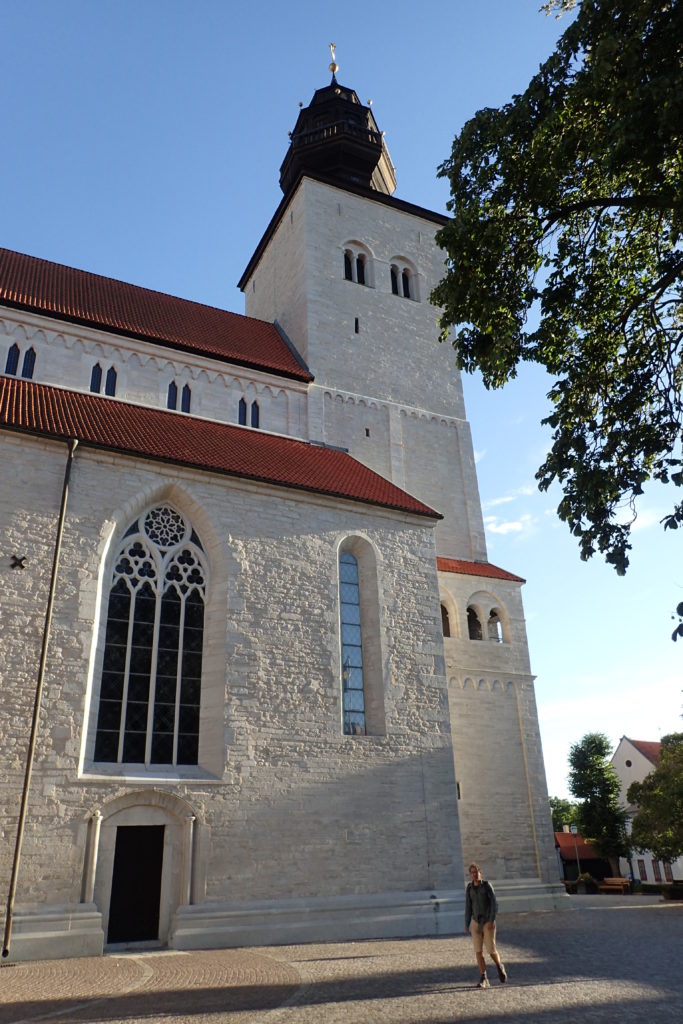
[107,824,165,943]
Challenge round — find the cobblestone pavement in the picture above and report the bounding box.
[0,896,681,1023]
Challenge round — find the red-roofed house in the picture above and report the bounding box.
[611,737,682,884]
[0,66,564,964]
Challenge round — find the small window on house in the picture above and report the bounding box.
[181,384,191,414]
[356,254,366,286]
[251,401,260,428]
[467,606,483,641]
[167,381,178,410]
[664,862,674,882]
[344,250,353,281]
[652,860,662,882]
[441,604,451,638]
[637,858,647,881]
[90,364,103,394]
[4,343,20,376]
[390,266,399,295]
[402,269,411,299]
[238,397,247,425]
[625,759,632,767]
[21,347,36,379]
[105,367,117,397]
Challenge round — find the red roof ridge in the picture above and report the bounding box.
[436,557,525,583]
[0,246,312,383]
[624,738,661,765]
[0,376,439,520]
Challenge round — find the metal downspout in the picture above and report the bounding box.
[2,438,78,958]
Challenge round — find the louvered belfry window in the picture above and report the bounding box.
[94,505,207,766]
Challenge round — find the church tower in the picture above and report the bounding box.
[240,54,562,904]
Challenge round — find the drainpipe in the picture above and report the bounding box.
[2,438,78,959]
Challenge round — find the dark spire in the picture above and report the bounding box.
[279,47,396,197]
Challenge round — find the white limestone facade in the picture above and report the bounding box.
[0,431,462,960]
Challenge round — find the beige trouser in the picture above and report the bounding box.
[470,919,498,957]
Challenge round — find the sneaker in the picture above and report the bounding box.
[477,975,490,988]
[496,963,507,983]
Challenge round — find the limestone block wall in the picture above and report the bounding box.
[0,312,308,439]
[242,179,487,561]
[439,569,557,884]
[0,432,462,926]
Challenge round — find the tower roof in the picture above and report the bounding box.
[279,67,396,197]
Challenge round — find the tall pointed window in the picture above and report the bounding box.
[90,364,103,393]
[339,551,365,735]
[105,366,117,396]
[238,397,247,425]
[94,505,207,766]
[21,347,36,379]
[4,343,20,376]
[181,384,192,413]
[251,400,260,428]
[167,381,178,410]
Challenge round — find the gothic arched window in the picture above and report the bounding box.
[251,400,260,428]
[339,551,365,736]
[167,381,178,410]
[5,343,20,376]
[21,347,36,379]
[467,606,483,641]
[94,505,207,766]
[441,604,451,638]
[90,364,103,393]
[238,397,247,425]
[105,366,117,396]
[181,384,192,413]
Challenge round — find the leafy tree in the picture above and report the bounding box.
[549,795,580,832]
[432,0,683,574]
[568,732,631,872]
[627,732,683,862]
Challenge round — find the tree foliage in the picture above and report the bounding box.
[432,0,683,574]
[568,732,631,868]
[627,732,683,862]
[549,795,580,831]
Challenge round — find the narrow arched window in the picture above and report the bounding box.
[441,604,451,638]
[238,397,247,425]
[181,384,191,413]
[339,551,365,735]
[251,401,260,428]
[93,505,207,766]
[467,606,483,641]
[4,344,20,376]
[488,610,503,643]
[356,254,366,286]
[21,347,36,379]
[344,250,353,281]
[167,381,178,410]
[90,364,102,393]
[105,366,117,396]
[402,269,411,299]
[390,266,399,295]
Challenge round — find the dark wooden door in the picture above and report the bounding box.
[107,824,165,943]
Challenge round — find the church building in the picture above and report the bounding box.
[0,62,564,962]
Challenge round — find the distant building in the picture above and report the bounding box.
[0,63,565,963]
[611,737,682,883]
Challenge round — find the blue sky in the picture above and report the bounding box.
[2,1,680,798]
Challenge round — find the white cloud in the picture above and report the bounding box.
[485,513,535,536]
[474,448,486,464]
[485,495,516,509]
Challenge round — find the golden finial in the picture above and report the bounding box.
[329,42,339,76]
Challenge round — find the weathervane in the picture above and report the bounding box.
[329,42,339,76]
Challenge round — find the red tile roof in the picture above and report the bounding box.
[437,557,525,583]
[554,831,599,860]
[0,247,312,382]
[627,739,661,765]
[0,376,439,519]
